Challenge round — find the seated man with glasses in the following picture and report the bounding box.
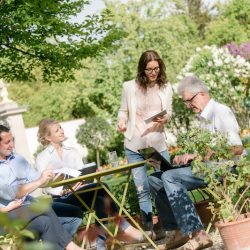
[148,75,244,250]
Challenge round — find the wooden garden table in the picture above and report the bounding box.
[50,161,160,250]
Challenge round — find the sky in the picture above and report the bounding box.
[82,0,105,15]
[75,0,227,21]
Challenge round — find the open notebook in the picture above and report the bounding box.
[53,162,97,182]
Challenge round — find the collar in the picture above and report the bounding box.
[47,144,71,154]
[0,152,15,164]
[200,99,215,120]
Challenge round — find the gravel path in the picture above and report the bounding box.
[123,229,225,250]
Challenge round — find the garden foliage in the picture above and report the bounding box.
[176,45,250,128]
[176,127,250,222]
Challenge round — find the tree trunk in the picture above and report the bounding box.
[96,148,100,168]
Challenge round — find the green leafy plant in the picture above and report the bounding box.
[76,116,115,167]
[0,196,52,250]
[0,0,122,83]
[176,127,250,222]
[109,178,140,216]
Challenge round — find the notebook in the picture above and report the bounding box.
[79,162,97,176]
[138,147,190,171]
[52,162,97,183]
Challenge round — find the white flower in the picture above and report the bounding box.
[224,57,230,64]
[174,44,250,110]
[176,75,183,80]
[214,59,223,66]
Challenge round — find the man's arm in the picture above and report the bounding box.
[0,200,24,213]
[15,169,54,199]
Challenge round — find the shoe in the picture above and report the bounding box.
[165,235,189,249]
[152,219,167,241]
[145,230,156,240]
[140,211,154,231]
[152,228,166,241]
[174,230,213,250]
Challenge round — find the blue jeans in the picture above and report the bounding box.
[148,166,206,236]
[125,148,170,230]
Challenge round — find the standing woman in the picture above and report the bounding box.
[35,119,144,250]
[117,50,172,233]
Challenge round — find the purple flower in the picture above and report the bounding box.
[225,42,250,61]
[239,43,250,60]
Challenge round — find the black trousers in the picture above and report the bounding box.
[53,182,118,225]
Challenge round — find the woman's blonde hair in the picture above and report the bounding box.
[37,118,58,146]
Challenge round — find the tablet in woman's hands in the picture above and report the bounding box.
[144,110,167,124]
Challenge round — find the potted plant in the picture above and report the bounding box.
[176,127,250,250]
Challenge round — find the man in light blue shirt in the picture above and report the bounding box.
[0,125,84,249]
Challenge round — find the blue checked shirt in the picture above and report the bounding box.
[0,153,40,208]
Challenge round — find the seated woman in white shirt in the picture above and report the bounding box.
[35,118,144,250]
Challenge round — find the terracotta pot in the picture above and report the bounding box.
[215,213,250,250]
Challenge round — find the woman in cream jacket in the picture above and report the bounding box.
[117,50,172,234]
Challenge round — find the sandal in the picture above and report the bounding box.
[174,231,213,250]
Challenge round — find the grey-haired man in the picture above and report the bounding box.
[149,75,243,250]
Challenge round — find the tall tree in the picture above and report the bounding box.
[186,0,213,37]
[205,0,250,45]
[0,0,122,82]
[72,0,200,121]
[76,116,114,167]
[172,0,215,38]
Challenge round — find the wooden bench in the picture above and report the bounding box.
[189,187,217,233]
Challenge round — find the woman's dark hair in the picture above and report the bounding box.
[0,125,10,141]
[136,50,168,89]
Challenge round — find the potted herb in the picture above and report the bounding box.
[176,127,250,250]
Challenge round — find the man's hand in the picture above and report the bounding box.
[0,199,24,213]
[173,153,197,165]
[117,120,127,132]
[39,169,54,186]
[8,199,23,210]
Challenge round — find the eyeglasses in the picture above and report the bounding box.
[183,92,200,105]
[145,66,160,74]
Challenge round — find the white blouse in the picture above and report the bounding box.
[125,83,168,152]
[35,144,83,196]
